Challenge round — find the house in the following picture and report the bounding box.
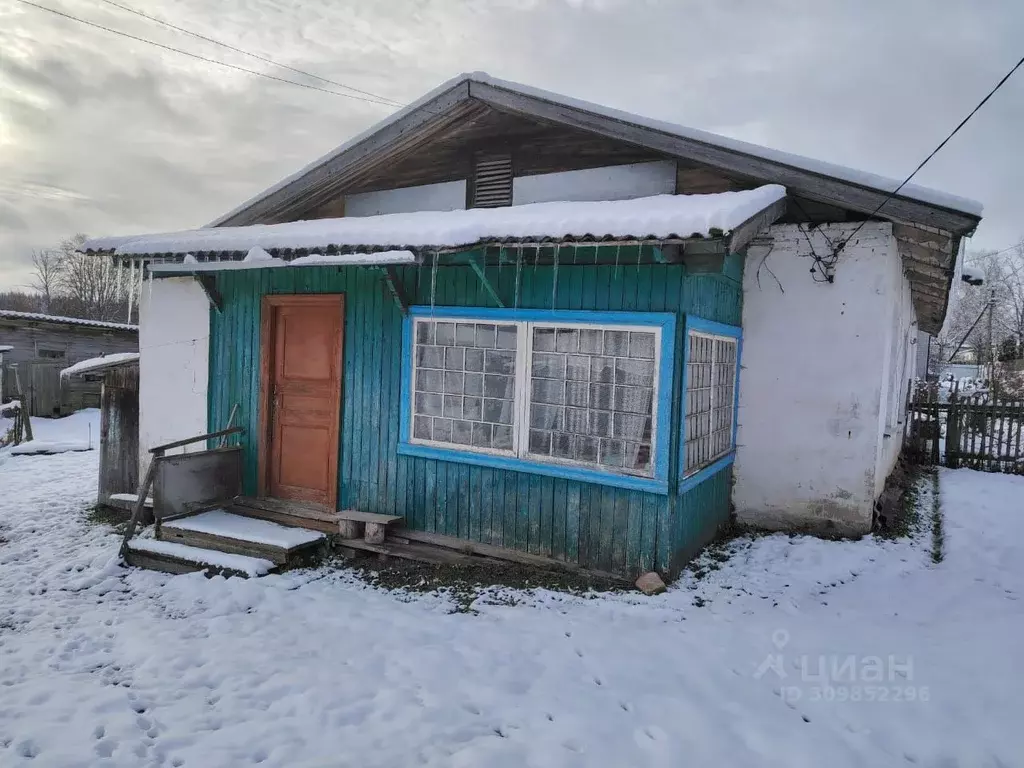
[0,310,138,417]
[83,73,981,579]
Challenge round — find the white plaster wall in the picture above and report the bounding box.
[138,278,210,475]
[512,161,676,205]
[874,266,918,494]
[345,180,466,217]
[735,222,902,534]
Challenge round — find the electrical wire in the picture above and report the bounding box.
[90,0,405,108]
[837,51,1024,254]
[13,0,400,107]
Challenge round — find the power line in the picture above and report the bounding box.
[90,0,405,108]
[13,0,401,108]
[838,51,1024,254]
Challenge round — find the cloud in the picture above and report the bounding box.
[1,0,1021,289]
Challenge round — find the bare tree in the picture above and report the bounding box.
[24,234,135,322]
[30,247,65,313]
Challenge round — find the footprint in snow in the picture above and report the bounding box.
[93,725,105,740]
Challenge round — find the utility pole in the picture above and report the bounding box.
[987,287,996,383]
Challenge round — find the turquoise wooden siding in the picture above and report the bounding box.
[208,250,741,577]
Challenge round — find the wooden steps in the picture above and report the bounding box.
[125,538,277,578]
[161,509,326,565]
[229,496,341,534]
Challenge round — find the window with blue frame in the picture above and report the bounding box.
[400,308,675,493]
[682,321,740,476]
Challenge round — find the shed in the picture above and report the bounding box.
[61,353,144,518]
[0,311,138,417]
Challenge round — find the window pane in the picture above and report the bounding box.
[527,323,657,476]
[411,317,518,454]
[452,419,473,445]
[435,322,455,346]
[465,348,484,372]
[456,323,476,346]
[413,416,431,440]
[416,321,434,345]
[629,331,656,359]
[683,330,738,476]
[532,352,566,379]
[496,324,517,350]
[415,392,443,416]
[416,345,444,369]
[444,347,465,370]
[534,327,556,351]
[493,425,514,450]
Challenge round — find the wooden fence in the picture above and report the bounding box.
[906,383,1024,474]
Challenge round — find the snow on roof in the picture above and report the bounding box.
[0,345,12,353]
[84,187,786,257]
[150,249,418,274]
[61,352,140,380]
[0,310,137,332]
[209,72,981,228]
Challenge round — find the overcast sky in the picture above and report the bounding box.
[1,0,1021,289]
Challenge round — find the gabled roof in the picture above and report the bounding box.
[0,310,138,333]
[86,73,982,334]
[211,72,982,235]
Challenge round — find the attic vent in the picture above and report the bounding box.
[470,153,513,208]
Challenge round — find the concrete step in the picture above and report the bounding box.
[125,538,276,578]
[160,509,326,565]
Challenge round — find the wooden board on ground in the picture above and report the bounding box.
[339,538,475,566]
[398,529,628,582]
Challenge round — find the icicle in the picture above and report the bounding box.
[638,242,646,278]
[147,259,153,303]
[514,247,523,310]
[614,244,622,279]
[115,256,122,301]
[429,252,438,316]
[551,245,559,310]
[126,259,135,323]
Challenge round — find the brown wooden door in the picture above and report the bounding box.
[259,295,344,509]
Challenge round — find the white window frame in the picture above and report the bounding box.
[407,313,666,480]
[683,328,740,477]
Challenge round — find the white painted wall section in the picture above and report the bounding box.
[138,278,210,475]
[344,180,466,217]
[735,223,903,534]
[512,161,676,205]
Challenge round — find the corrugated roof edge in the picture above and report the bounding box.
[0,310,138,332]
[205,71,982,230]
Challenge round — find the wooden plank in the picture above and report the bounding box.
[158,526,305,565]
[234,496,341,523]
[229,503,340,534]
[336,510,403,525]
[151,427,244,455]
[398,529,628,582]
[339,537,475,565]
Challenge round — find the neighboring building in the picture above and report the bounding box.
[0,310,138,417]
[83,73,981,578]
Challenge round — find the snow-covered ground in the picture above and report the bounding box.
[0,431,1021,766]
